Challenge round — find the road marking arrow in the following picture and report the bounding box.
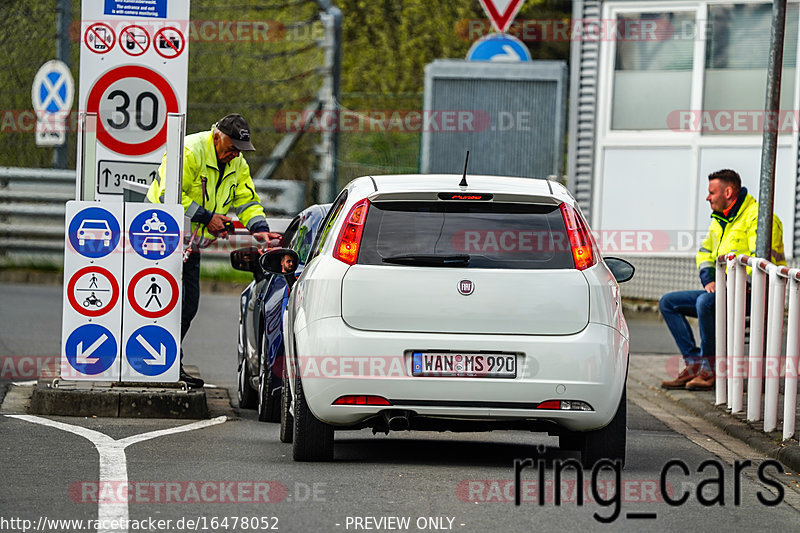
[76,333,108,364]
[136,334,166,365]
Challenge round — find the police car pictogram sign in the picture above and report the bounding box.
[67,265,120,317]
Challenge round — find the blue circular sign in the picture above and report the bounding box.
[129,209,181,259]
[125,325,177,376]
[65,324,118,375]
[467,34,532,62]
[68,207,122,259]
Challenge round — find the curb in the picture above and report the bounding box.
[663,389,800,473]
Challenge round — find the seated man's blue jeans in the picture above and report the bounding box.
[659,290,715,373]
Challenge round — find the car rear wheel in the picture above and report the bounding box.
[292,376,333,461]
[566,388,626,469]
[237,358,257,410]
[279,365,294,443]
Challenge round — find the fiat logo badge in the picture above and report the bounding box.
[458,280,474,295]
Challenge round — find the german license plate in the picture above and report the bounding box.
[411,352,516,378]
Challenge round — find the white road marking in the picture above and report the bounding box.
[5,414,226,533]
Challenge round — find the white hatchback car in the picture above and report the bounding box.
[276,174,633,467]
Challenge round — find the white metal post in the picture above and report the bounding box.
[764,265,787,432]
[726,254,737,407]
[78,113,97,201]
[715,257,728,406]
[731,256,748,413]
[164,114,185,205]
[782,272,800,441]
[747,258,768,421]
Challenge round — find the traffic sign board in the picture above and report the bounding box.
[67,265,120,317]
[32,60,74,147]
[119,25,151,56]
[127,267,179,318]
[153,27,186,59]
[67,206,122,258]
[64,323,118,375]
[84,23,115,54]
[467,34,531,62]
[128,208,181,258]
[479,0,525,34]
[97,160,159,195]
[86,65,180,156]
[124,325,177,376]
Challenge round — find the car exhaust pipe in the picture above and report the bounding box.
[382,410,411,431]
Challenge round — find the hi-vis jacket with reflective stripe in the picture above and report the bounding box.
[696,192,786,286]
[146,129,268,242]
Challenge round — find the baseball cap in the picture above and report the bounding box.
[216,113,255,151]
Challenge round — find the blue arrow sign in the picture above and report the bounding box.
[467,34,531,62]
[68,207,122,258]
[129,209,182,259]
[65,324,118,375]
[125,325,177,376]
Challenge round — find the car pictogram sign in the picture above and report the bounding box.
[128,208,181,259]
[67,206,122,259]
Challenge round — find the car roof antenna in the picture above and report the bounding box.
[459,150,470,187]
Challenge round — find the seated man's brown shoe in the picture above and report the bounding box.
[685,371,715,391]
[661,364,701,389]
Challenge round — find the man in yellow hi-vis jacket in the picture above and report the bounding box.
[659,169,785,392]
[147,113,280,387]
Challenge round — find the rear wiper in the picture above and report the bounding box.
[382,254,470,267]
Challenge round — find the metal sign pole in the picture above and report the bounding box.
[164,113,186,205]
[78,113,98,201]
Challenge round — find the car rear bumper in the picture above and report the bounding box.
[291,317,628,432]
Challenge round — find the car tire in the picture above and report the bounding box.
[279,368,294,443]
[570,388,627,469]
[257,360,280,423]
[237,358,257,410]
[292,376,334,461]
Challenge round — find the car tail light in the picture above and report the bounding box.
[536,400,593,411]
[559,203,597,271]
[333,199,370,265]
[333,395,391,406]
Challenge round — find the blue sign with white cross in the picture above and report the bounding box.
[467,34,531,62]
[32,60,74,114]
[125,325,177,376]
[65,324,118,375]
[67,206,122,259]
[129,209,182,259]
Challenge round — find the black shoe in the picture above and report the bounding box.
[180,368,204,388]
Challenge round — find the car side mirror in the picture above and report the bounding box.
[604,257,635,283]
[230,247,261,274]
[259,248,300,275]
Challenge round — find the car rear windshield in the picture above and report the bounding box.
[357,201,575,269]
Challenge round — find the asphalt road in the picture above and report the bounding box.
[2,281,800,532]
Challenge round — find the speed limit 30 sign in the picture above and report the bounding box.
[78,0,189,199]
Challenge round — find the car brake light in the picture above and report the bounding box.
[559,203,597,271]
[333,395,391,406]
[536,400,593,411]
[333,199,370,265]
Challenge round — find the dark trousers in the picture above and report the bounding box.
[180,252,201,362]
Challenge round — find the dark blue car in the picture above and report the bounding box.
[232,204,330,423]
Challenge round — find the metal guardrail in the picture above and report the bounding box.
[716,253,799,442]
[0,167,303,267]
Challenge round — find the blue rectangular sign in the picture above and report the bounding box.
[104,0,167,19]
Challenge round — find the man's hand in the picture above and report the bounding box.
[705,281,716,293]
[208,213,233,238]
[253,231,282,247]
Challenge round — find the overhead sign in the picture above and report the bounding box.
[121,203,183,382]
[479,0,526,34]
[61,201,124,381]
[78,0,189,201]
[467,34,531,62]
[31,60,74,147]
